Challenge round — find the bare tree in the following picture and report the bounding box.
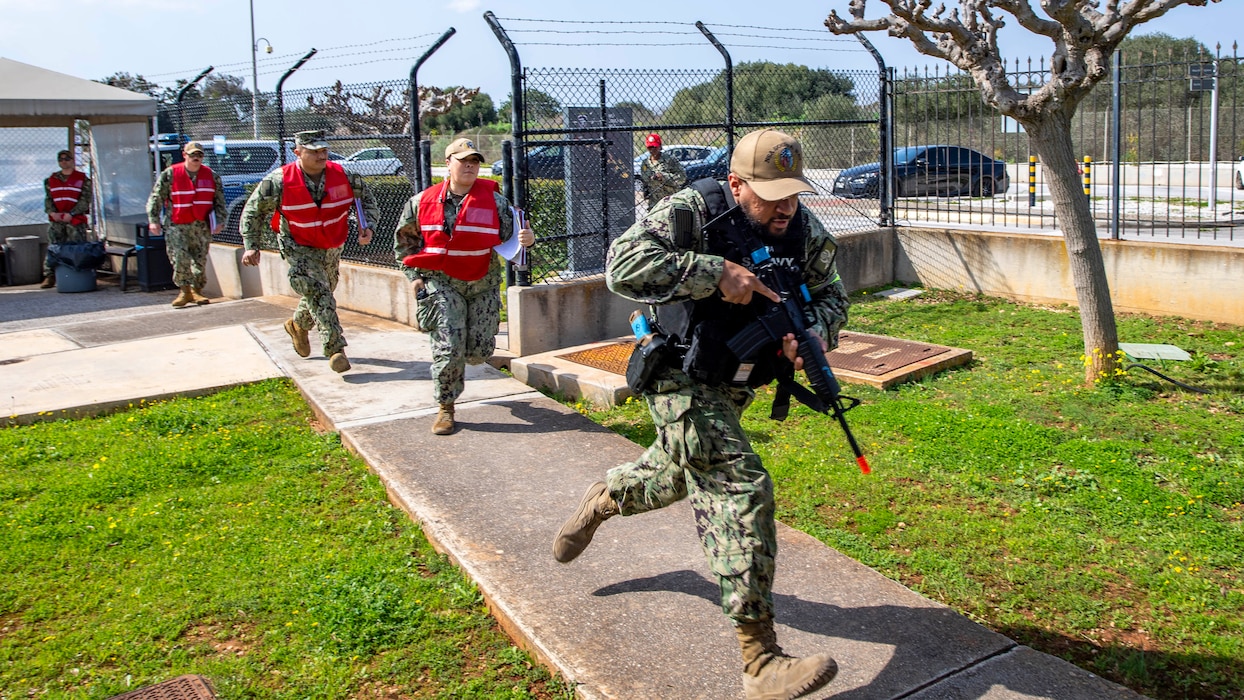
[306,83,479,180]
[826,0,1221,384]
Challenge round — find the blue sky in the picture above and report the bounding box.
[1,0,1238,104]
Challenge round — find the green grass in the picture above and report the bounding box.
[568,289,1244,700]
[0,380,572,699]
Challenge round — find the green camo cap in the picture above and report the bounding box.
[294,130,330,150]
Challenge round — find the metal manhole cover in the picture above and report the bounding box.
[107,675,216,700]
[827,332,950,375]
[558,341,634,375]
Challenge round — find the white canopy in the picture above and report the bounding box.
[0,57,156,127]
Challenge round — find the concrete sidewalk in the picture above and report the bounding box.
[0,284,1147,700]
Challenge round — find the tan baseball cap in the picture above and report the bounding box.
[182,141,206,155]
[730,129,815,201]
[445,137,484,161]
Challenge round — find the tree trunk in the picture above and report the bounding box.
[1027,109,1121,384]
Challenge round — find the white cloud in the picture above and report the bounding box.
[447,0,480,13]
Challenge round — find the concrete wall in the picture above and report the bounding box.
[895,227,1244,325]
[202,232,1244,357]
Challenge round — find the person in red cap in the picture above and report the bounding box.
[637,133,686,209]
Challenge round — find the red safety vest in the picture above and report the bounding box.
[168,163,216,225]
[404,179,501,282]
[271,161,355,249]
[47,171,88,227]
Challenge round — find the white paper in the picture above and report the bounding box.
[208,211,217,230]
[493,207,527,262]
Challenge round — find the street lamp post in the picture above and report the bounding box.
[249,0,271,138]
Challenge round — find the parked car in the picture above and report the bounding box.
[682,145,730,182]
[833,145,1010,198]
[340,147,404,176]
[491,144,566,179]
[631,144,714,177]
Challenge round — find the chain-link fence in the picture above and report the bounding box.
[506,65,886,283]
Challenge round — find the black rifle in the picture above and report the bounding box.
[716,209,871,475]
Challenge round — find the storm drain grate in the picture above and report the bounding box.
[558,341,634,375]
[107,675,216,700]
[827,332,950,376]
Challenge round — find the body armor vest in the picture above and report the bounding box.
[652,178,807,388]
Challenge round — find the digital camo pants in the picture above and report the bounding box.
[416,282,501,406]
[606,382,777,625]
[282,237,345,357]
[164,222,213,290]
[42,222,88,277]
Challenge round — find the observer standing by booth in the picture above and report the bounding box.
[637,133,686,209]
[146,141,225,307]
[553,129,851,700]
[41,150,92,288]
[394,138,534,435]
[240,130,379,374]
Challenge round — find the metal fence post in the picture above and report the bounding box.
[275,49,317,166]
[409,28,456,193]
[695,22,733,154]
[1110,53,1122,239]
[175,67,213,142]
[854,34,892,226]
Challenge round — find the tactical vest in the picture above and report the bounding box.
[168,164,216,225]
[651,178,808,388]
[47,171,88,226]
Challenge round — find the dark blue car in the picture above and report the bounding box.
[833,145,1009,198]
[683,146,730,183]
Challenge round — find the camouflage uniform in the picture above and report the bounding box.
[604,188,849,624]
[394,190,515,406]
[240,166,379,357]
[42,171,92,278]
[638,152,687,208]
[146,166,226,290]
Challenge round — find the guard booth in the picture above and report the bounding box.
[0,58,157,282]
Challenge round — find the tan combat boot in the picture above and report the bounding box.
[171,285,193,307]
[737,619,837,700]
[40,274,56,289]
[552,481,618,563]
[191,288,210,305]
[431,403,455,435]
[329,352,351,373]
[284,319,311,358]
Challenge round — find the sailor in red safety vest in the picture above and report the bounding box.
[239,130,379,375]
[40,149,93,287]
[395,137,534,435]
[146,141,225,307]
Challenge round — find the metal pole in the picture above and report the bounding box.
[1083,156,1092,206]
[854,34,892,226]
[250,0,258,139]
[275,49,317,166]
[695,22,733,154]
[1029,155,1037,208]
[1208,45,1221,214]
[1110,53,1122,240]
[484,11,525,215]
[409,28,457,192]
[175,66,213,144]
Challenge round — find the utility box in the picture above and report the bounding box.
[2,235,43,285]
[135,225,176,292]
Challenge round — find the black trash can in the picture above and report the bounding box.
[135,224,176,292]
